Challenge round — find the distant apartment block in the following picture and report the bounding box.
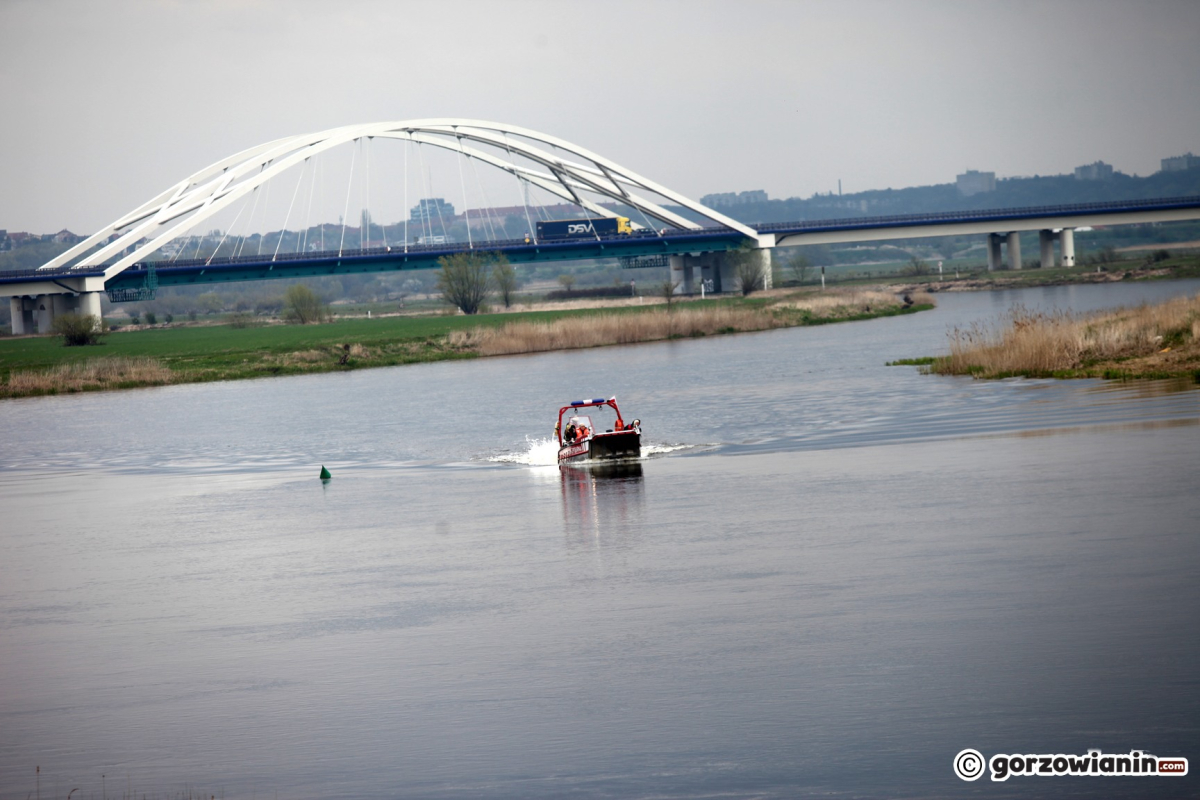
[1160,152,1200,172]
[701,190,769,208]
[956,170,995,196]
[1074,161,1114,181]
[409,197,456,223]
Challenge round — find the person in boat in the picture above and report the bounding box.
[564,421,577,444]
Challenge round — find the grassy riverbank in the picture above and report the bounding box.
[0,289,933,399]
[919,293,1200,380]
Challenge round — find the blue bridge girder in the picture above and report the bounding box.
[4,195,1200,298]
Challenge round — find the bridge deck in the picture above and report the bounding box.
[3,195,1199,292]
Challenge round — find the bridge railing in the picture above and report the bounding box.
[753,194,1200,233]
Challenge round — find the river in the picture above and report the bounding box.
[2,279,1199,798]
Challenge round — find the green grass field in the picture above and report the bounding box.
[0,296,811,397]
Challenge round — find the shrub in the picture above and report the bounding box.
[144,311,157,325]
[51,313,105,346]
[545,286,634,301]
[283,284,327,324]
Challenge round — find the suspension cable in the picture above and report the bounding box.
[208,189,252,264]
[503,133,537,244]
[403,135,409,252]
[375,137,389,250]
[417,143,449,242]
[256,166,273,256]
[235,179,262,258]
[469,153,499,242]
[455,134,474,249]
[274,158,307,261]
[300,155,317,255]
[339,140,358,257]
[360,137,367,251]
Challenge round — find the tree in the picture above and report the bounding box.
[903,255,930,276]
[283,283,327,324]
[729,245,765,296]
[492,257,519,308]
[52,313,105,346]
[787,251,812,285]
[658,278,680,308]
[557,274,576,292]
[436,252,496,314]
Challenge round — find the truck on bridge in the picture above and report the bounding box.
[536,216,632,241]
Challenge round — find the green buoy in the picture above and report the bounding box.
[319,466,331,480]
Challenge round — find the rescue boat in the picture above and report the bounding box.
[556,397,641,463]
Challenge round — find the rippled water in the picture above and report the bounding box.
[2,280,1199,799]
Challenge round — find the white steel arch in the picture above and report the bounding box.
[40,120,760,280]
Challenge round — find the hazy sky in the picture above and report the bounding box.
[2,0,1198,233]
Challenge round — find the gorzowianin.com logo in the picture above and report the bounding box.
[953,748,1188,781]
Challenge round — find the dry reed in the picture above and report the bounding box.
[466,289,925,357]
[933,293,1200,378]
[4,356,174,396]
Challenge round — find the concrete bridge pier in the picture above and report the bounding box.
[986,234,1004,271]
[1007,231,1022,270]
[36,297,54,333]
[669,254,695,295]
[1060,228,1075,266]
[10,292,103,335]
[9,297,34,335]
[78,291,103,320]
[1039,230,1057,268]
[757,249,773,290]
[706,249,772,293]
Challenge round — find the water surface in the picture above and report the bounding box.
[2,280,1198,798]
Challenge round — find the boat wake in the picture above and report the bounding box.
[486,436,701,466]
[490,436,562,466]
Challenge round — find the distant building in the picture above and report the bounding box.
[956,170,996,197]
[1160,152,1200,172]
[409,197,456,223]
[53,229,83,244]
[700,190,769,208]
[1074,161,1114,181]
[0,230,8,251]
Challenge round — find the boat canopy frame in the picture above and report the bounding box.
[556,397,625,444]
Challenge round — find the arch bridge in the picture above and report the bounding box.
[6,119,1200,334]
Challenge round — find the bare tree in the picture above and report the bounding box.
[787,251,812,285]
[437,252,495,314]
[658,278,680,308]
[903,255,930,276]
[729,245,765,295]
